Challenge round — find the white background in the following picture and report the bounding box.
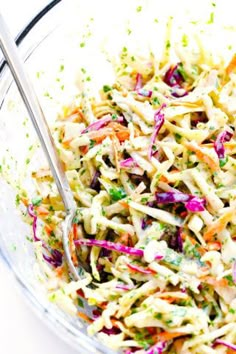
[0,1,78,353]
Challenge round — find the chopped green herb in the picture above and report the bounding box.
[220,156,228,168]
[154,313,162,319]
[177,63,188,81]
[59,64,64,72]
[26,235,33,243]
[207,12,214,24]
[81,68,86,74]
[224,275,234,286]
[175,133,182,142]
[11,244,17,251]
[89,139,95,149]
[77,298,84,308]
[136,6,142,12]
[182,34,188,47]
[109,187,127,201]
[32,196,42,206]
[26,158,30,165]
[152,97,160,106]
[141,197,148,203]
[166,40,171,49]
[103,85,112,93]
[80,42,85,48]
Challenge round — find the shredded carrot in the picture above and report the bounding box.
[76,289,85,298]
[119,233,130,245]
[88,128,114,144]
[185,142,219,172]
[69,231,78,266]
[73,223,78,240]
[165,298,177,304]
[156,331,185,342]
[173,338,185,352]
[119,200,129,209]
[35,206,49,216]
[227,349,236,354]
[226,53,236,76]
[44,224,53,235]
[203,210,233,241]
[80,145,89,154]
[77,311,93,323]
[55,265,64,277]
[21,197,29,207]
[62,138,73,148]
[146,327,157,336]
[207,241,221,251]
[159,175,169,183]
[200,276,228,287]
[115,130,130,142]
[181,233,206,256]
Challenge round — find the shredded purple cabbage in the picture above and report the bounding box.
[167,227,183,253]
[127,263,154,274]
[90,171,101,191]
[116,284,134,291]
[176,227,183,253]
[155,192,206,212]
[171,86,188,98]
[120,157,138,168]
[141,218,148,230]
[137,88,152,98]
[75,238,164,259]
[185,196,206,212]
[233,261,236,284]
[100,326,121,335]
[145,341,167,354]
[164,63,184,87]
[82,115,123,133]
[75,238,144,257]
[214,130,233,167]
[148,105,166,158]
[28,204,40,241]
[51,249,63,264]
[163,63,189,98]
[213,339,236,351]
[28,204,62,268]
[134,73,142,90]
[43,253,62,268]
[155,192,189,204]
[92,309,102,319]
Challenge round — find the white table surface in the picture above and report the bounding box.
[0,1,78,353]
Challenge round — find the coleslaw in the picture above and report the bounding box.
[21,28,236,354]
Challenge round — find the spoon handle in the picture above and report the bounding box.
[0,14,76,215]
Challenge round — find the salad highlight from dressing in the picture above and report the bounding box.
[20,23,236,354]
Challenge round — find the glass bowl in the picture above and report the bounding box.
[1,1,236,353]
[0,1,115,353]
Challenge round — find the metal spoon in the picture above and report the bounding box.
[0,14,80,280]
